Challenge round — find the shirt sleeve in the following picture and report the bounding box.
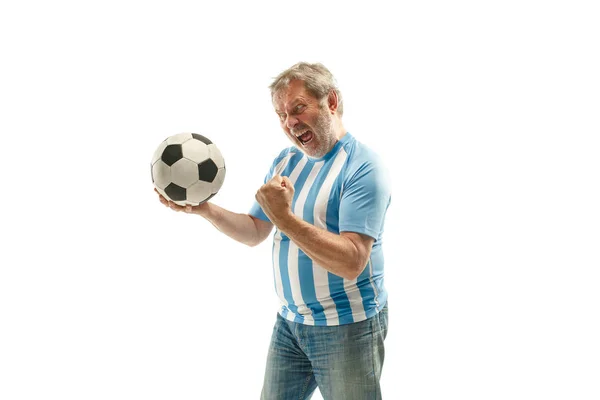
[338,160,391,240]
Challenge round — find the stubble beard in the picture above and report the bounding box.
[306,108,337,159]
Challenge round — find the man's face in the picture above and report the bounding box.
[273,80,337,159]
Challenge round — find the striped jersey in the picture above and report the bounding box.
[249,132,391,326]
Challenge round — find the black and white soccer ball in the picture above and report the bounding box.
[151,132,226,206]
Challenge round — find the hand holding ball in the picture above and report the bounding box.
[151,133,226,206]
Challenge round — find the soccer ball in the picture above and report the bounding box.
[151,132,226,206]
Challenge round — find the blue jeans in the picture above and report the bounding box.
[261,303,388,400]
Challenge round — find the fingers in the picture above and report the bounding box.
[280,176,294,194]
[155,189,169,206]
[270,174,293,190]
[281,176,292,188]
[260,175,294,193]
[168,201,182,211]
[155,188,196,213]
[255,189,263,205]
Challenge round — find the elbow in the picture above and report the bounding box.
[344,271,360,281]
[343,270,361,281]
[340,233,373,280]
[244,234,268,247]
[244,238,261,247]
[344,260,368,280]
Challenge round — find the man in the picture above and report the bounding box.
[156,62,391,399]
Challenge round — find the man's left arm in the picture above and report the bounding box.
[277,214,374,280]
[255,175,374,280]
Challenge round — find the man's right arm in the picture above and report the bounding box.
[195,202,273,247]
[155,189,273,247]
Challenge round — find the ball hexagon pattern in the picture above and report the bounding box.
[151,133,226,206]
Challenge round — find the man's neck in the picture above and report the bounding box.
[333,117,347,141]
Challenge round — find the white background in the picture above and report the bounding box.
[1,1,599,399]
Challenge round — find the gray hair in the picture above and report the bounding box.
[269,62,344,116]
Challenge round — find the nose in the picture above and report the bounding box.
[285,115,300,130]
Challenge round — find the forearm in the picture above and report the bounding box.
[277,215,363,280]
[195,203,262,247]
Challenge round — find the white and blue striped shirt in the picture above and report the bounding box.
[250,133,391,326]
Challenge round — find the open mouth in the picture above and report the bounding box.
[297,130,314,145]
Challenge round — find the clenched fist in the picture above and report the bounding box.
[255,175,295,226]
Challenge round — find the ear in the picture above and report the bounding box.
[327,90,339,114]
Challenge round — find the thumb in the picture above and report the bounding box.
[271,174,283,185]
[281,176,293,188]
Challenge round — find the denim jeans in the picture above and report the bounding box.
[261,303,388,400]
